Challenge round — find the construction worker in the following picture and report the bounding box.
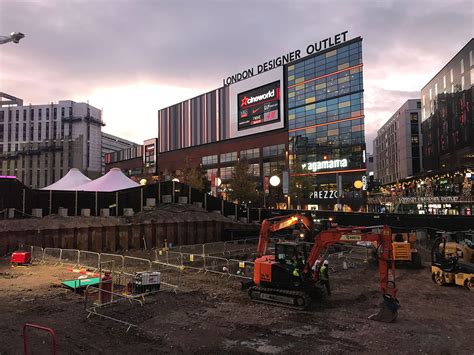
[319,260,331,296]
[312,259,321,278]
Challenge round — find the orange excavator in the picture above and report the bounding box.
[249,214,400,322]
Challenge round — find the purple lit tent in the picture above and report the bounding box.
[41,168,91,191]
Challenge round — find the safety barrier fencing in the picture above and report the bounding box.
[78,251,100,270]
[180,252,205,271]
[228,259,255,279]
[84,284,144,332]
[43,248,61,264]
[100,253,125,272]
[123,256,152,275]
[60,249,79,267]
[203,255,229,275]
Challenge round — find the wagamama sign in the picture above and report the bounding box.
[302,159,348,172]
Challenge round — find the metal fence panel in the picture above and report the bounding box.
[224,240,247,255]
[60,249,79,266]
[100,253,124,272]
[204,242,226,256]
[180,253,205,271]
[78,251,100,270]
[30,246,44,262]
[228,259,254,279]
[179,244,204,255]
[204,256,229,275]
[166,251,183,267]
[123,256,151,275]
[43,248,61,264]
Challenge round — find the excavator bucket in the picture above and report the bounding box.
[368,295,399,323]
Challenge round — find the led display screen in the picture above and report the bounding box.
[237,81,280,130]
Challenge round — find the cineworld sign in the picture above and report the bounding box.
[302,159,348,172]
[223,31,349,86]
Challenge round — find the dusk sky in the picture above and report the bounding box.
[1,0,473,152]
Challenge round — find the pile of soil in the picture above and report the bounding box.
[0,204,242,232]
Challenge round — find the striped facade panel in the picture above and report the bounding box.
[157,86,231,153]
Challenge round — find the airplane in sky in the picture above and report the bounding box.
[0,32,25,45]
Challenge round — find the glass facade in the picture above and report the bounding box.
[284,38,366,209]
[287,39,365,175]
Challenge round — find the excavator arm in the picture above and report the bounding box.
[257,214,313,257]
[307,225,399,322]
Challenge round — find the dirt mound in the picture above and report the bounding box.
[0,204,242,232]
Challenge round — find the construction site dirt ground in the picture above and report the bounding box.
[0,259,472,354]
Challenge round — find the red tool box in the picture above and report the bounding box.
[10,251,32,266]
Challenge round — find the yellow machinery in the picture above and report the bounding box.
[391,232,422,268]
[431,237,474,291]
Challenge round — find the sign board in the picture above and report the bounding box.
[263,176,270,194]
[303,159,348,173]
[223,31,349,86]
[238,81,280,131]
[282,171,289,195]
[309,190,338,199]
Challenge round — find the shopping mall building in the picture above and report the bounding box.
[109,32,368,210]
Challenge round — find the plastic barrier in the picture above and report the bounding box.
[59,249,79,266]
[78,251,100,270]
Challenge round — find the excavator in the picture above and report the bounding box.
[249,214,400,322]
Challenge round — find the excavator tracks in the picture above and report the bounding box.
[248,286,311,310]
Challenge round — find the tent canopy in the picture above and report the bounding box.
[79,168,139,192]
[42,168,91,191]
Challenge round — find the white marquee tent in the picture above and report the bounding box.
[78,168,140,192]
[42,168,91,191]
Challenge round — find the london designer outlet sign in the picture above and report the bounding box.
[303,159,348,172]
[223,31,350,86]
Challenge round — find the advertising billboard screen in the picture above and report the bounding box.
[237,81,280,131]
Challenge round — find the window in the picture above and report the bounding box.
[410,112,418,122]
[411,136,419,144]
[38,122,42,140]
[46,108,50,120]
[263,161,285,176]
[38,109,42,119]
[220,166,234,180]
[240,148,260,160]
[416,101,421,109]
[220,152,237,163]
[206,168,217,181]
[61,107,65,117]
[202,155,218,166]
[263,144,285,157]
[0,111,3,122]
[248,163,260,177]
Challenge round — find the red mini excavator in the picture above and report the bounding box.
[249,214,400,322]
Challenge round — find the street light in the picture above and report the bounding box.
[270,175,281,187]
[0,32,25,45]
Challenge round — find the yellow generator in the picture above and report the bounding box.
[431,237,474,291]
[391,232,422,268]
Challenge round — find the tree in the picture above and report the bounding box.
[228,159,258,204]
[182,159,209,192]
[290,157,313,209]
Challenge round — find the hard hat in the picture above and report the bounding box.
[315,260,321,265]
[323,260,329,266]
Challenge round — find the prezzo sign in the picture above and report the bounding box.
[238,81,280,130]
[223,31,349,86]
[309,190,338,199]
[302,159,348,172]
